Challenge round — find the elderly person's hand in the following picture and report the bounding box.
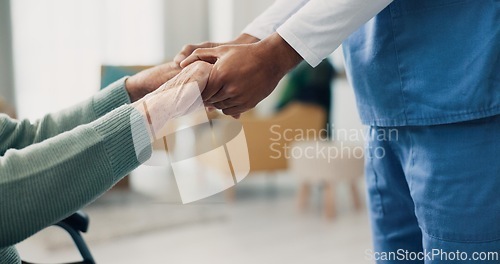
[125,61,182,103]
[132,61,213,141]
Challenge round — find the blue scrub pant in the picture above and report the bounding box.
[365,115,500,263]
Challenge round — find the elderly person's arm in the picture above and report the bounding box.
[0,102,149,248]
[0,62,181,152]
[0,61,211,249]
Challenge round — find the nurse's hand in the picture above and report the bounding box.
[180,33,302,117]
[125,62,182,103]
[173,34,260,66]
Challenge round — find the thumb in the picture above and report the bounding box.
[180,47,220,68]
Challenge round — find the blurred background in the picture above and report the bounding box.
[0,0,373,263]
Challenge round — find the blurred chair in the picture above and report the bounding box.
[240,103,326,172]
[290,141,364,220]
[207,102,326,201]
[100,65,150,89]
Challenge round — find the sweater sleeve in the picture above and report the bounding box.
[0,77,131,155]
[0,104,152,248]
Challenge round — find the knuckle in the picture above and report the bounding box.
[226,87,238,96]
[191,60,202,66]
[192,48,207,56]
[192,60,211,71]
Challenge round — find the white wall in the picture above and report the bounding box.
[162,0,270,59]
[163,0,209,59]
[10,0,166,120]
[232,0,271,34]
[208,0,272,42]
[101,0,166,65]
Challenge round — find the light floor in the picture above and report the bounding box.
[18,179,374,264]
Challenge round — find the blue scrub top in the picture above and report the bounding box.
[343,0,499,127]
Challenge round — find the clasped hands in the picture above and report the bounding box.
[175,32,302,118]
[125,32,302,141]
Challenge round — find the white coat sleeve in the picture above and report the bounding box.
[277,0,393,67]
[242,0,310,40]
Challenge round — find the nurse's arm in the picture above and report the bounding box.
[179,0,393,118]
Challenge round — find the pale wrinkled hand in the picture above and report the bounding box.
[133,61,213,140]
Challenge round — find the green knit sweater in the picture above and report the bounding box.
[0,78,152,263]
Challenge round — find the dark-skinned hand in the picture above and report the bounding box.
[180,33,303,118]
